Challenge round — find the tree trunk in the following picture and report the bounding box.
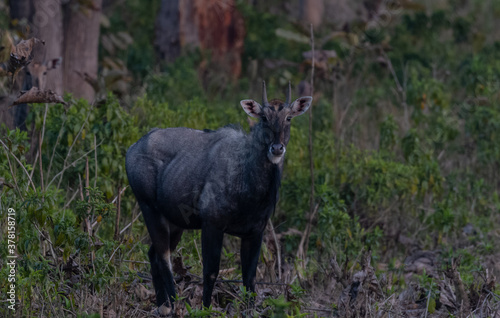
[194,0,245,79]
[32,0,64,94]
[301,0,324,28]
[63,0,103,101]
[155,0,181,63]
[179,0,199,48]
[155,0,245,80]
[0,0,34,130]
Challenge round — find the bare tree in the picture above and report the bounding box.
[5,0,102,100]
[32,0,64,94]
[301,0,324,28]
[63,0,103,101]
[1,0,34,130]
[155,0,181,63]
[155,0,245,79]
[1,0,102,131]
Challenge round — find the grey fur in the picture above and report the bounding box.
[126,84,312,309]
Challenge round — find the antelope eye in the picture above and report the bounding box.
[43,72,47,75]
[286,117,292,122]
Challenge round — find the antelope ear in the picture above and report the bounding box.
[240,99,263,118]
[290,96,312,117]
[46,57,62,70]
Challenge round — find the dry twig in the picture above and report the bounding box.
[12,87,66,106]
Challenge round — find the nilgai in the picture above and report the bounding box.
[126,82,312,309]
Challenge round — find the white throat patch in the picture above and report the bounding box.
[267,149,286,164]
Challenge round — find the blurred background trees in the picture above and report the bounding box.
[8,0,102,99]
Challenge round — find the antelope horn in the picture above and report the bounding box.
[262,80,269,106]
[286,81,291,106]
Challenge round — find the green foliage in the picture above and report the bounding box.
[238,2,310,63]
[466,98,500,165]
[143,54,205,106]
[379,115,398,152]
[75,187,114,225]
[0,94,148,315]
[186,304,225,317]
[104,0,162,78]
[29,94,139,198]
[263,295,294,318]
[78,314,101,318]
[315,186,361,258]
[416,274,438,314]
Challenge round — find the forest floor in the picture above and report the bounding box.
[58,240,500,318]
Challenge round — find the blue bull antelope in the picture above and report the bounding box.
[126,82,312,309]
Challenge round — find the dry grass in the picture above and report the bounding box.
[16,228,499,318]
